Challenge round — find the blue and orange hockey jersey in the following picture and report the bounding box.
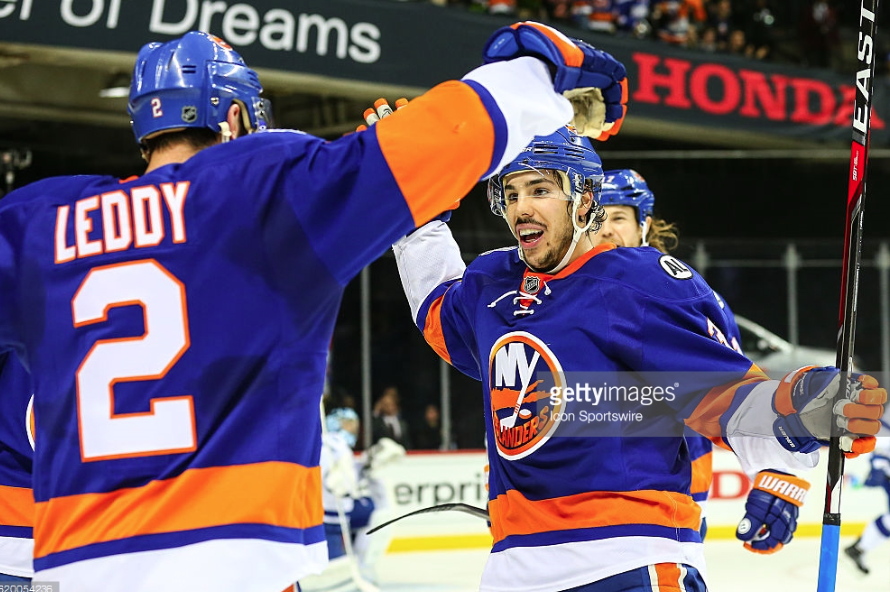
[0,57,574,592]
[686,293,743,527]
[0,353,33,578]
[393,224,817,592]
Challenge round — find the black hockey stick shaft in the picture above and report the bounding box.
[817,2,880,590]
[366,502,489,535]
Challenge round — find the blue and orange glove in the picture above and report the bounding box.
[482,21,627,140]
[736,470,809,554]
[772,367,887,458]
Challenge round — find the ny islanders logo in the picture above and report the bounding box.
[489,331,565,460]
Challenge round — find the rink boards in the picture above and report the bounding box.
[367,449,887,553]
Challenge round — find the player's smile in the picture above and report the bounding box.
[516,222,546,248]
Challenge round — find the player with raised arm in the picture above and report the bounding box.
[593,169,808,554]
[0,23,628,592]
[390,126,884,591]
[0,354,33,583]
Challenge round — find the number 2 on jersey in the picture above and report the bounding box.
[72,259,196,461]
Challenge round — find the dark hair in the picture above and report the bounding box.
[140,127,218,159]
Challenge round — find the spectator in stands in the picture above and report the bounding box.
[699,26,719,51]
[744,0,776,60]
[798,0,839,68]
[727,28,750,56]
[708,0,735,51]
[614,0,652,37]
[413,404,445,450]
[371,386,412,449]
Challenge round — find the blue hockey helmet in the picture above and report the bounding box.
[326,408,360,448]
[599,169,655,227]
[488,126,605,218]
[128,31,270,143]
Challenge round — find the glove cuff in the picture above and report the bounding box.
[752,470,810,507]
[773,412,821,453]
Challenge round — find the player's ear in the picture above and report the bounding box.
[579,190,594,220]
[224,103,244,140]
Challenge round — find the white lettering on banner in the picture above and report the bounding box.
[4,0,32,20]
[149,0,197,35]
[60,0,122,28]
[147,0,381,64]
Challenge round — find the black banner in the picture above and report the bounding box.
[1,0,885,143]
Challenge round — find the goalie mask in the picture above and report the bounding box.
[600,169,655,246]
[487,126,605,273]
[326,408,360,449]
[128,31,271,144]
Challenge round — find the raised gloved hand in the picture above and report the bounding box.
[864,453,890,487]
[772,367,887,458]
[355,97,409,132]
[736,470,809,554]
[482,21,627,140]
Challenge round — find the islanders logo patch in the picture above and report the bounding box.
[488,331,565,460]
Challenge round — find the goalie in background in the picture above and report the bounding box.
[844,414,890,575]
[300,408,405,591]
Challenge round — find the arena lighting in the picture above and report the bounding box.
[98,72,130,98]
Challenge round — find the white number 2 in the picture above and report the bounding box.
[72,259,196,461]
[151,97,163,118]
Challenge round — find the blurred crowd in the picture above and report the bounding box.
[425,0,852,70]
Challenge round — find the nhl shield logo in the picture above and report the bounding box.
[522,275,541,295]
[181,106,198,123]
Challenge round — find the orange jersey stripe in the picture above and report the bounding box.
[653,563,683,589]
[0,484,35,528]
[34,461,321,558]
[423,293,452,365]
[488,488,700,544]
[375,82,493,226]
[685,365,769,439]
[689,451,713,496]
[514,22,585,67]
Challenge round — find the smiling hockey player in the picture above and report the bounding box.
[390,127,885,591]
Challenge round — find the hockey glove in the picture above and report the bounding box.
[736,470,809,554]
[772,366,887,457]
[482,21,627,140]
[865,453,890,487]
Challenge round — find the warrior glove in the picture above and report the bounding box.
[773,366,887,458]
[482,21,627,140]
[736,470,809,554]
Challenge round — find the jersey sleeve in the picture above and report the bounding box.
[392,221,481,380]
[268,57,571,285]
[600,278,816,472]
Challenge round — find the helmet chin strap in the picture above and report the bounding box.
[640,218,650,247]
[219,121,233,143]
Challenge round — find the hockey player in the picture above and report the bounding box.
[302,408,404,591]
[844,414,890,574]
[593,169,803,554]
[390,127,885,591]
[0,354,33,582]
[0,23,628,592]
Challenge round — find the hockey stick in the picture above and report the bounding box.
[366,502,490,535]
[816,2,880,590]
